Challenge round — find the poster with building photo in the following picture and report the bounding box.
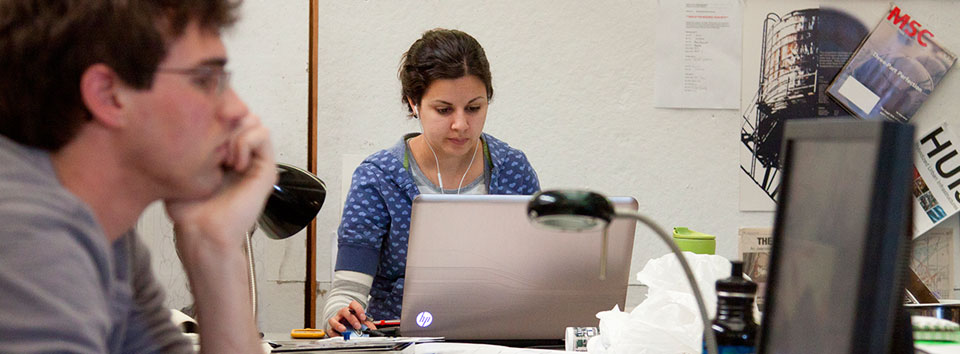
[739,2,884,210]
[739,227,772,309]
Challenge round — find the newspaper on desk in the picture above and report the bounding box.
[271,336,443,353]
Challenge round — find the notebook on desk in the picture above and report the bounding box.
[398,194,638,340]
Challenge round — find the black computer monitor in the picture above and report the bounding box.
[758,119,914,354]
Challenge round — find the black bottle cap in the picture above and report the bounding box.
[716,261,757,295]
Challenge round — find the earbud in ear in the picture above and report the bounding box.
[413,105,420,119]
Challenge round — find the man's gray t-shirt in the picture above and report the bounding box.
[0,135,192,353]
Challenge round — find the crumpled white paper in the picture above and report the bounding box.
[587,252,732,354]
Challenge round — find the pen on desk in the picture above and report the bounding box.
[371,319,400,327]
[346,309,396,327]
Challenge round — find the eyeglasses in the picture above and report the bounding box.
[155,66,232,97]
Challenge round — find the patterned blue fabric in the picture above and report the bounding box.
[335,133,540,320]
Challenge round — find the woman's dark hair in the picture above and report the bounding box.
[399,28,493,114]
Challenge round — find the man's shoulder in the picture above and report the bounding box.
[0,135,57,179]
[0,165,113,328]
[0,144,123,352]
[0,172,95,232]
[0,201,117,353]
[0,137,105,264]
[0,188,107,272]
[0,135,92,217]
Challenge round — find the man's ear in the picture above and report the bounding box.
[79,64,129,128]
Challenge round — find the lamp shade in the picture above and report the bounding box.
[526,190,614,232]
[257,163,326,239]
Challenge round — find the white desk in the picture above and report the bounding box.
[265,333,960,353]
[263,333,563,354]
[414,343,561,353]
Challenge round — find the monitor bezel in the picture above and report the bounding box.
[758,118,914,354]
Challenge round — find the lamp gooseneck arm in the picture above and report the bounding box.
[600,228,608,280]
[245,230,258,323]
[614,211,718,354]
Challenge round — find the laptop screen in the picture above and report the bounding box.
[399,194,638,340]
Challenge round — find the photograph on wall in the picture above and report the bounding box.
[827,4,956,123]
[739,2,884,210]
[913,166,947,225]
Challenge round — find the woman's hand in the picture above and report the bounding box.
[327,300,378,336]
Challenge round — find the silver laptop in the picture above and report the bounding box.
[399,194,638,340]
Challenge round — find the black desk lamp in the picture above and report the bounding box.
[245,163,326,321]
[527,190,718,354]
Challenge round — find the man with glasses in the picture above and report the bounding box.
[0,1,273,353]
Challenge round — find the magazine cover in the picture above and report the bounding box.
[827,4,957,122]
[913,123,960,237]
[738,228,772,310]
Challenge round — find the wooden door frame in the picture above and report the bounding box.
[305,0,319,329]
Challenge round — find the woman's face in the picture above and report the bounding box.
[413,75,488,159]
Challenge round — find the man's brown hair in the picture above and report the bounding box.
[0,0,241,151]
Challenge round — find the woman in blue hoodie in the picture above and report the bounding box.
[322,28,540,335]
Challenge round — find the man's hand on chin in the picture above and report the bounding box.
[165,112,276,253]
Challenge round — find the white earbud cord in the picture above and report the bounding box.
[422,134,445,194]
[456,139,481,194]
[421,130,480,195]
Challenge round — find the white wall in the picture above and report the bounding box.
[137,0,309,333]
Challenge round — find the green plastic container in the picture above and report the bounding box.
[672,227,716,255]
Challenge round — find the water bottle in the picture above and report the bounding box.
[703,261,758,354]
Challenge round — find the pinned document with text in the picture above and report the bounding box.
[655,0,742,109]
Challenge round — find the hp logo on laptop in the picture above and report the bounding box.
[415,311,433,328]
